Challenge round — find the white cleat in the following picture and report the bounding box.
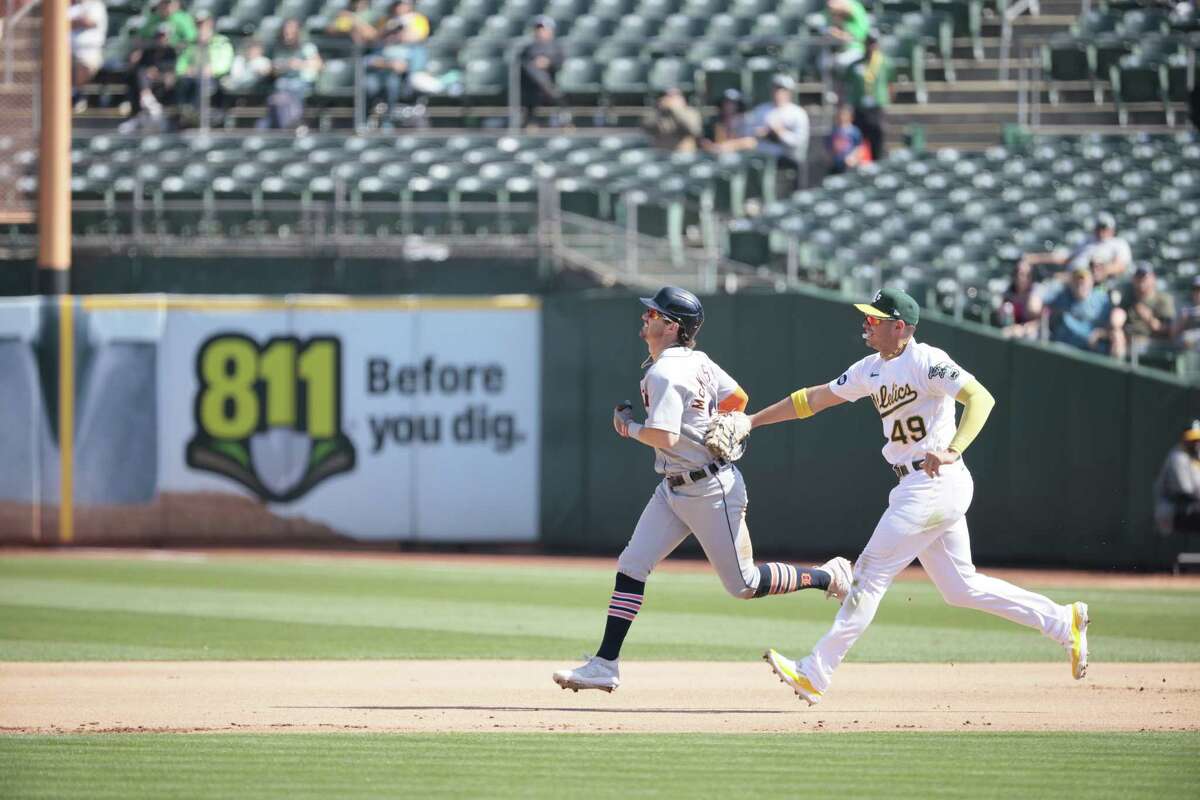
[819,557,853,603]
[763,648,822,706]
[552,655,620,693]
[1068,601,1090,680]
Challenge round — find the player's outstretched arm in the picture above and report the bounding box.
[748,384,845,430]
[922,380,996,476]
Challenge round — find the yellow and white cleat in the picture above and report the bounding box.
[1069,602,1090,680]
[763,648,822,705]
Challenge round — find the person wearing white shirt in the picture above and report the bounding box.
[69,0,108,87]
[748,75,810,168]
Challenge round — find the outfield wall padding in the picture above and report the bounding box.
[540,289,1200,569]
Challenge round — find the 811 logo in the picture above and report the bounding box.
[186,334,356,502]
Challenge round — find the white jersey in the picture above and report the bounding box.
[641,346,739,474]
[827,339,974,465]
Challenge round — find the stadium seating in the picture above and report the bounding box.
[1041,3,1200,120]
[86,0,1025,126]
[715,131,1200,343]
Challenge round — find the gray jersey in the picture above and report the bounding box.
[640,346,739,474]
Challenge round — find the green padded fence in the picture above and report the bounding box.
[540,287,1200,570]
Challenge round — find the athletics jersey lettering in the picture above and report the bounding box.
[873,383,919,417]
[825,339,975,465]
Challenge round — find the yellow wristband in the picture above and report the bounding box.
[790,388,814,419]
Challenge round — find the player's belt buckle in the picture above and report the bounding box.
[667,458,729,488]
[891,460,925,479]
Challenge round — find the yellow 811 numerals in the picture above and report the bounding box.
[195,334,341,441]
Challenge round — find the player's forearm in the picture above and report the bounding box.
[748,395,798,429]
[749,385,835,429]
[626,423,680,449]
[948,380,995,454]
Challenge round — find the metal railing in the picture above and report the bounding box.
[3,175,781,292]
[2,0,41,87]
[999,0,1041,80]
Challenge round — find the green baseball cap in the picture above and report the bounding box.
[854,287,920,325]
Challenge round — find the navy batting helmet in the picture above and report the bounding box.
[640,286,704,338]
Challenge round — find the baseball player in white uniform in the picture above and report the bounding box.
[747,288,1089,704]
[553,287,853,693]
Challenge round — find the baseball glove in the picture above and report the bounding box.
[704,411,751,461]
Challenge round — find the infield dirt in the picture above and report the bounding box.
[2,660,1197,735]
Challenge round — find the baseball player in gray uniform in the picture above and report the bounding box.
[553,286,852,693]
[746,288,1090,704]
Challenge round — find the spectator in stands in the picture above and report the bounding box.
[845,32,891,162]
[1154,422,1200,538]
[125,24,178,121]
[224,39,272,95]
[135,0,196,49]
[375,0,430,45]
[1044,264,1127,359]
[826,104,865,174]
[994,258,1044,339]
[364,13,430,127]
[69,0,107,95]
[642,87,703,153]
[1121,264,1176,354]
[824,0,871,70]
[701,89,753,153]
[260,18,323,130]
[175,12,234,116]
[1173,275,1200,349]
[326,0,378,46]
[1020,212,1133,285]
[519,16,566,128]
[747,75,810,172]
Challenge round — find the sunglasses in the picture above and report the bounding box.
[864,315,887,327]
[644,308,677,323]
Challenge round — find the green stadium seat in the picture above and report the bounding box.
[1044,36,1090,104]
[558,58,604,106]
[634,0,675,23]
[706,14,753,41]
[602,58,651,106]
[568,15,617,41]
[1111,55,1169,125]
[647,57,695,94]
[455,0,501,21]
[462,59,508,107]
[594,39,644,61]
[311,59,355,116]
[697,56,743,104]
[593,0,637,19]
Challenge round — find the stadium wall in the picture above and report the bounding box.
[0,294,541,545]
[0,290,1193,568]
[540,288,1200,570]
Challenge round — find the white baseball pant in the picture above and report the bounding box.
[617,465,760,599]
[800,461,1074,692]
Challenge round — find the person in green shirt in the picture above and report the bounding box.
[825,0,871,69]
[136,0,197,47]
[175,11,234,112]
[844,32,892,161]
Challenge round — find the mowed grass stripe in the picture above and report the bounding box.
[1,732,1196,799]
[1,556,1198,663]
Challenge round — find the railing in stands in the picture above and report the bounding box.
[999,0,1041,80]
[2,0,41,87]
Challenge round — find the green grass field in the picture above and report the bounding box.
[2,554,1198,663]
[2,553,1198,799]
[4,732,1197,800]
